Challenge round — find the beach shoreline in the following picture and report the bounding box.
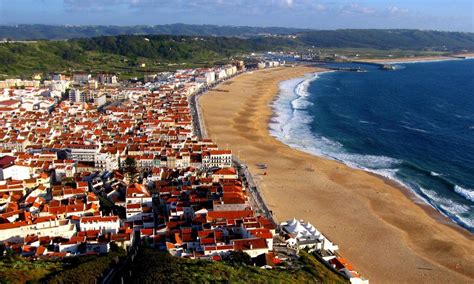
[200,65,474,283]
[267,70,473,237]
[368,172,473,238]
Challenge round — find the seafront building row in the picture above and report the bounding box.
[0,59,367,283]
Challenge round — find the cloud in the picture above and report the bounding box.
[340,3,376,15]
[387,6,409,16]
[64,0,128,12]
[63,0,323,13]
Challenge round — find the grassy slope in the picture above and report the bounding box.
[1,30,473,78]
[0,249,348,283]
[122,248,348,283]
[0,35,243,78]
[0,248,125,284]
[0,256,61,284]
[0,41,224,78]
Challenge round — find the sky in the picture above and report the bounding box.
[0,0,472,32]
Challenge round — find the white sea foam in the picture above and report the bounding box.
[270,71,402,175]
[418,187,472,231]
[270,71,474,231]
[291,97,313,110]
[454,185,474,202]
[419,187,469,214]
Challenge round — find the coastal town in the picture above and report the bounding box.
[0,59,371,283]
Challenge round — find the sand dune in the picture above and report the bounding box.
[199,66,474,283]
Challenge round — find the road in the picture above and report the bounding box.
[188,68,278,226]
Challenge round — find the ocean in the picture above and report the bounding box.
[270,59,474,232]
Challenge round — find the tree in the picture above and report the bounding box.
[224,251,252,266]
[124,157,137,174]
[123,157,139,183]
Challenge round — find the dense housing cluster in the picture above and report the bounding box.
[0,58,368,284]
[0,61,283,260]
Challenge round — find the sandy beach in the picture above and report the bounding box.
[200,66,474,283]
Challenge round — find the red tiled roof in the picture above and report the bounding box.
[206,210,254,221]
[233,238,268,251]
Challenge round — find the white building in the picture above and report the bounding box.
[97,74,118,85]
[69,89,89,103]
[225,66,237,77]
[73,73,91,83]
[216,69,228,80]
[204,71,216,84]
[69,145,98,163]
[257,62,266,69]
[211,167,238,182]
[79,216,120,234]
[0,218,77,243]
[95,151,119,171]
[0,156,30,181]
[94,94,107,107]
[232,238,270,258]
[126,183,153,222]
[202,150,232,168]
[280,218,339,252]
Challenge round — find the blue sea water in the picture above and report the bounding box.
[270,59,474,232]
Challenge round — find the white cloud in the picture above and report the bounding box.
[387,6,409,16]
[284,0,294,7]
[340,3,376,15]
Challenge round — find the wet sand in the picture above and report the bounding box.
[199,66,474,283]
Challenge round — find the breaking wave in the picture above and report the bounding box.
[454,185,474,202]
[269,71,474,232]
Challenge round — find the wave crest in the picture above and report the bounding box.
[454,185,474,202]
[270,71,474,232]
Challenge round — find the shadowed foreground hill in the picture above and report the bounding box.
[117,248,348,283]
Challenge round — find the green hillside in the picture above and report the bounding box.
[117,248,348,283]
[0,248,348,283]
[0,35,298,78]
[297,29,474,51]
[2,25,473,52]
[1,29,473,78]
[0,24,309,40]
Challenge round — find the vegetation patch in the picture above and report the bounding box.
[0,244,126,284]
[118,248,348,283]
